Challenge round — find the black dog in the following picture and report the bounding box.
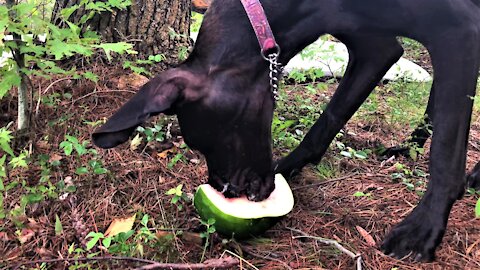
[92,0,480,262]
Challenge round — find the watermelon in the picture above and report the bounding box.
[193,174,294,239]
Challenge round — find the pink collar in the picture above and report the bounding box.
[240,0,280,56]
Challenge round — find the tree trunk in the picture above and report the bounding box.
[6,0,30,132]
[52,0,191,62]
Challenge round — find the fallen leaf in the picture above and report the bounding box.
[130,134,142,151]
[156,231,173,239]
[181,232,203,246]
[35,247,53,257]
[18,228,35,244]
[355,226,376,247]
[36,141,50,150]
[157,148,176,159]
[49,153,63,163]
[104,214,136,238]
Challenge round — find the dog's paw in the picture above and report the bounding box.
[381,208,445,262]
[467,163,480,190]
[274,157,305,179]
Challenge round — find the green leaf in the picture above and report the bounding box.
[68,243,75,254]
[0,69,21,99]
[207,218,216,225]
[61,5,80,20]
[354,150,368,159]
[93,167,107,174]
[86,233,102,250]
[171,196,180,204]
[66,21,81,36]
[141,214,149,226]
[25,193,44,203]
[340,151,352,158]
[60,142,73,156]
[47,39,93,60]
[102,237,112,248]
[83,71,98,82]
[75,167,89,175]
[353,191,367,197]
[166,188,177,195]
[93,42,136,62]
[55,214,63,235]
[207,226,216,234]
[475,198,480,218]
[65,135,79,144]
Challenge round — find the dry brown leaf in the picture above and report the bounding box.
[104,214,136,238]
[18,228,35,244]
[113,74,148,89]
[355,226,376,247]
[157,148,176,159]
[36,141,50,150]
[155,231,171,237]
[156,231,203,246]
[49,153,63,163]
[35,247,54,257]
[181,232,203,246]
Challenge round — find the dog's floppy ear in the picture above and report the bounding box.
[92,70,197,149]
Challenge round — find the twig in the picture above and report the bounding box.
[35,77,72,116]
[135,256,239,270]
[72,89,137,104]
[292,172,359,191]
[12,256,238,270]
[12,256,159,269]
[288,227,363,270]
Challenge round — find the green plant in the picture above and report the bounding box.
[199,217,216,262]
[190,12,203,33]
[84,214,174,258]
[59,134,108,175]
[390,162,427,195]
[271,115,299,149]
[166,184,189,210]
[0,0,135,132]
[136,124,165,143]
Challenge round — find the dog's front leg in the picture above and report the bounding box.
[381,31,480,261]
[275,35,403,176]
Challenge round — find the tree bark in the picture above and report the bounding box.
[6,0,30,132]
[52,0,191,62]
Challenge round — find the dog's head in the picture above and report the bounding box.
[93,66,276,201]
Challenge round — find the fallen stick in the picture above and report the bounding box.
[11,255,238,270]
[288,227,363,270]
[136,256,239,270]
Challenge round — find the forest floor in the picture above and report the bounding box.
[1,40,480,270]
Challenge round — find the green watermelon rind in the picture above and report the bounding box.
[194,186,281,239]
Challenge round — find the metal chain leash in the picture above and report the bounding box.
[262,50,283,101]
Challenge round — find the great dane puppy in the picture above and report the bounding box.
[92,0,480,262]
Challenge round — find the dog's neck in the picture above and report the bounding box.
[186,0,336,75]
